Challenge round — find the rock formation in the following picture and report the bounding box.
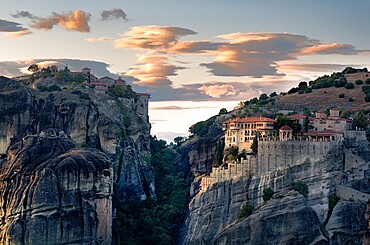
[178,126,370,244]
[0,76,153,243]
[0,129,113,244]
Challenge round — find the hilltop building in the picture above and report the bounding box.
[310,108,352,132]
[222,117,275,152]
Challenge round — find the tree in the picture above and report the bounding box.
[298,81,308,90]
[304,116,309,132]
[339,93,345,98]
[214,139,223,167]
[251,136,258,154]
[269,92,277,97]
[173,136,185,146]
[218,108,228,115]
[355,79,363,85]
[344,83,354,89]
[239,202,254,218]
[224,146,238,161]
[27,63,40,73]
[263,188,274,201]
[259,93,268,100]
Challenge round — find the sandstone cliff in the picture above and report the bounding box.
[0,129,113,245]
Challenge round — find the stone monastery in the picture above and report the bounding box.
[200,108,364,191]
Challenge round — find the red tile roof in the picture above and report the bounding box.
[225,117,275,124]
[280,125,293,131]
[306,129,339,137]
[287,114,308,120]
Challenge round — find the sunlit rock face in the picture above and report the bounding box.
[0,129,113,245]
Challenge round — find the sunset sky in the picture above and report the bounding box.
[1,0,370,142]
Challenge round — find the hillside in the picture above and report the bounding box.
[275,71,370,112]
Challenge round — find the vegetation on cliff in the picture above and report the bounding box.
[115,136,189,245]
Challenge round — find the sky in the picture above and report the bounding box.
[1,0,370,142]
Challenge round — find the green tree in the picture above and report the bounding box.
[345,82,354,89]
[251,136,258,154]
[224,146,238,161]
[239,202,254,218]
[174,136,185,146]
[263,187,274,201]
[218,108,228,115]
[214,139,223,167]
[291,181,309,197]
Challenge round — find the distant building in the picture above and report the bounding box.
[222,117,275,152]
[287,113,310,132]
[310,108,352,132]
[279,125,293,141]
[115,77,126,86]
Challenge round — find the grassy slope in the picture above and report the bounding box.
[274,72,370,112]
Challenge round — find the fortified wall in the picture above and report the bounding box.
[204,138,339,189]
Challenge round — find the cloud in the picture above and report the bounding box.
[198,84,237,98]
[85,37,113,43]
[114,25,197,50]
[30,10,91,32]
[11,11,37,19]
[0,58,135,81]
[278,63,348,72]
[151,106,190,110]
[101,8,128,21]
[126,53,184,87]
[300,43,359,55]
[0,19,31,36]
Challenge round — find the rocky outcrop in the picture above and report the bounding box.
[0,76,153,202]
[214,191,325,245]
[179,134,370,244]
[0,129,113,245]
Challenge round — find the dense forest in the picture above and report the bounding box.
[114,136,190,245]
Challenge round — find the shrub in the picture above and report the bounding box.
[291,181,309,196]
[37,84,62,92]
[365,94,370,102]
[263,188,274,201]
[333,78,347,88]
[366,78,370,84]
[298,90,304,94]
[349,97,354,102]
[362,86,370,94]
[79,93,91,100]
[339,94,345,98]
[355,79,363,85]
[239,202,254,218]
[305,88,312,93]
[344,83,354,89]
[329,193,340,210]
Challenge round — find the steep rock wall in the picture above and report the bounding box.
[0,129,113,245]
[179,137,370,244]
[0,77,153,202]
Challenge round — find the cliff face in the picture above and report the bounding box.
[0,129,113,245]
[0,76,153,202]
[179,134,370,244]
[0,77,153,243]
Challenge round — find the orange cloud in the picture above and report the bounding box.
[300,43,358,55]
[114,25,196,50]
[198,84,237,98]
[4,29,32,37]
[85,37,113,43]
[31,10,91,32]
[126,53,184,87]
